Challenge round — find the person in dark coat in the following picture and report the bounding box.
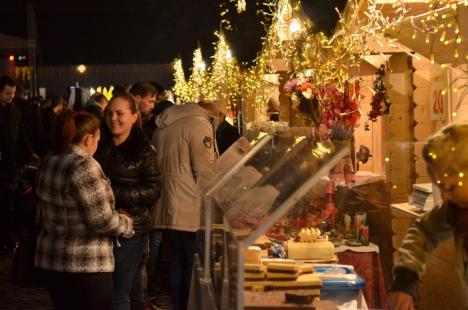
[0,75,36,253]
[95,92,162,310]
[129,82,157,141]
[83,92,108,121]
[216,111,240,155]
[41,95,64,154]
[16,97,45,157]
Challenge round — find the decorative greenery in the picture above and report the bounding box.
[187,48,207,102]
[365,64,390,130]
[172,58,191,102]
[172,0,465,122]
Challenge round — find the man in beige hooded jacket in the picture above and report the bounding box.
[151,101,218,310]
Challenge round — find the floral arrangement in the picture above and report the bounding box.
[283,77,361,140]
[365,64,390,130]
[283,77,322,126]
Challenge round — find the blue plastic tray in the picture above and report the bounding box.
[313,264,366,291]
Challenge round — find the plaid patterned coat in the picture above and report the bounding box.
[34,145,133,273]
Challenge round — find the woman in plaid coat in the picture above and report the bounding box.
[35,110,134,310]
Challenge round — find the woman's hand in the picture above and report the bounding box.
[388,291,414,310]
[117,209,134,238]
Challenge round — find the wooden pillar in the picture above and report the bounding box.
[278,71,291,124]
[386,53,415,203]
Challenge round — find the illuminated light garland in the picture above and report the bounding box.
[205,32,243,108]
[172,58,191,102]
[188,48,208,102]
[178,0,467,119]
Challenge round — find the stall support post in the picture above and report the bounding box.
[203,195,212,280]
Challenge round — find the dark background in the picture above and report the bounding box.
[1,0,346,67]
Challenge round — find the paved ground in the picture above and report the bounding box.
[0,252,172,310]
[0,253,53,310]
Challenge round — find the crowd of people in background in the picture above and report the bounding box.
[0,73,241,310]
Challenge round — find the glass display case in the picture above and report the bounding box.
[200,125,349,310]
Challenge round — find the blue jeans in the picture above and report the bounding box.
[113,234,148,310]
[168,230,197,310]
[147,229,162,277]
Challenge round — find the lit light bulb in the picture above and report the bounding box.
[77,64,87,74]
[456,36,461,44]
[454,49,459,58]
[431,54,435,64]
[289,18,301,33]
[425,34,430,43]
[412,31,417,39]
[439,30,446,42]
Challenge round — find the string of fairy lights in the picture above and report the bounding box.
[173,0,466,117]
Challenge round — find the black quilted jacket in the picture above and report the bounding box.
[96,126,162,236]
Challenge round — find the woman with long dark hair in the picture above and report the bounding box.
[96,92,162,310]
[35,109,134,310]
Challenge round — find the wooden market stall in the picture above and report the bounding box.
[172,0,467,308]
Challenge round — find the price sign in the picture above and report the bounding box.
[430,79,448,121]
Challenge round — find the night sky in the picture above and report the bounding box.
[1,0,346,68]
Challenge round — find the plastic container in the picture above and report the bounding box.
[312,264,366,291]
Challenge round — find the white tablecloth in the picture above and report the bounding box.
[334,242,379,254]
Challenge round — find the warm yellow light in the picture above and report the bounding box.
[456,36,462,44]
[225,49,232,60]
[198,62,206,71]
[459,172,465,178]
[385,157,390,162]
[289,18,301,33]
[77,64,87,74]
[452,112,458,117]
[439,30,446,42]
